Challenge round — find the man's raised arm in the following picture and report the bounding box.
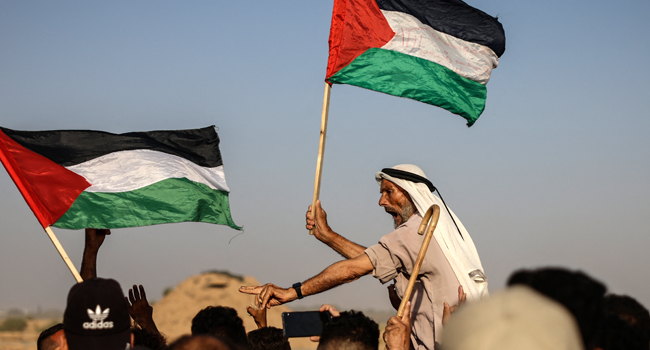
[80,228,110,280]
[307,200,367,259]
[239,253,374,309]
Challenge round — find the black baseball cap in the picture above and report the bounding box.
[63,278,131,350]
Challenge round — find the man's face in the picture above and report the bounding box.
[379,179,415,228]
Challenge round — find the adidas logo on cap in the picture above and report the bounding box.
[83,305,114,330]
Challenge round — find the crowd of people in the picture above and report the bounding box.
[35,165,650,350]
[36,262,650,350]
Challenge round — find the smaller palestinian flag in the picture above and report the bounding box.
[0,126,240,230]
[326,0,506,126]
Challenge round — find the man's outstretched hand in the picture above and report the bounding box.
[384,301,412,350]
[239,283,297,310]
[126,285,159,334]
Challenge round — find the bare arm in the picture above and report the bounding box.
[306,200,367,259]
[80,228,110,280]
[240,253,375,309]
[301,253,373,296]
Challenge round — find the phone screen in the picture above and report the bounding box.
[282,311,332,338]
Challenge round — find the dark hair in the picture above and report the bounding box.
[598,315,649,350]
[603,294,650,337]
[169,335,231,350]
[37,323,64,350]
[507,267,607,349]
[318,310,379,350]
[191,306,247,348]
[248,327,290,350]
[131,326,167,350]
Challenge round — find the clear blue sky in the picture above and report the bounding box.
[1,0,649,314]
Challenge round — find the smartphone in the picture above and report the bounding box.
[281,311,333,337]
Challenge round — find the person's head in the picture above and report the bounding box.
[62,278,133,350]
[37,323,64,350]
[191,306,247,349]
[376,164,437,224]
[603,294,650,337]
[443,285,584,350]
[597,315,649,350]
[378,179,416,228]
[507,267,607,349]
[247,327,290,350]
[169,335,231,350]
[317,310,379,350]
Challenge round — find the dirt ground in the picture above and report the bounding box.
[0,319,57,350]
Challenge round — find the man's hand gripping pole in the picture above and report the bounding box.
[396,205,440,318]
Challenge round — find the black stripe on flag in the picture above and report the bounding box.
[0,126,223,167]
[375,0,506,57]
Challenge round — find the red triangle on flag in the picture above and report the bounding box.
[0,129,91,228]
[326,0,395,82]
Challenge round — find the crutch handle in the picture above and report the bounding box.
[397,204,440,318]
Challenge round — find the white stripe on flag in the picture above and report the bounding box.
[380,10,499,84]
[67,149,231,193]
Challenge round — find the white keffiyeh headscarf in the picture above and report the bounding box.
[376,164,489,300]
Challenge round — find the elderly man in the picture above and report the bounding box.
[240,164,488,349]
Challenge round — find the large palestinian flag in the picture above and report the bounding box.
[0,126,240,230]
[326,0,506,126]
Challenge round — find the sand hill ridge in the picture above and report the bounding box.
[152,271,316,349]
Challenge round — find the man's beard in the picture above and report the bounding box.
[388,201,415,228]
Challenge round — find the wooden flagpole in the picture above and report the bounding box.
[45,226,83,283]
[310,82,332,235]
[397,205,440,317]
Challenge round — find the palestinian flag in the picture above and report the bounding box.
[326,0,506,126]
[0,126,240,230]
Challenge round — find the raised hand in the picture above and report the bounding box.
[442,285,466,326]
[126,284,159,334]
[84,228,111,252]
[80,228,111,279]
[309,304,340,342]
[306,200,334,242]
[246,303,267,329]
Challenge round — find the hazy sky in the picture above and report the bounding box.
[1,0,649,314]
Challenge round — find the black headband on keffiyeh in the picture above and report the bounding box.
[380,167,463,240]
[381,168,436,192]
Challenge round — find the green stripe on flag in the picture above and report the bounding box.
[53,177,240,230]
[328,48,487,126]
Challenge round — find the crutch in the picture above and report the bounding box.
[397,204,440,318]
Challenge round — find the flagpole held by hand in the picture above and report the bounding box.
[310,83,332,235]
[45,226,83,283]
[397,205,440,318]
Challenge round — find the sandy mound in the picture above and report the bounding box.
[152,271,316,349]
